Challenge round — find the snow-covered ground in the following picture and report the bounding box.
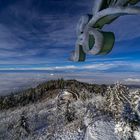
[0,83,140,140]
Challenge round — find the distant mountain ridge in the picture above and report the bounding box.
[0,79,107,110]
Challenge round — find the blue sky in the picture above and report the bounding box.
[0,0,140,84]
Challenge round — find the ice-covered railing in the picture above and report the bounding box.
[70,0,140,61]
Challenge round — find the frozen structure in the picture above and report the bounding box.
[70,0,140,61]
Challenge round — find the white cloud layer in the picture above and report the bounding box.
[1,60,140,71]
[124,78,140,83]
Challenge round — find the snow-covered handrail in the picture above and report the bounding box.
[70,0,140,62]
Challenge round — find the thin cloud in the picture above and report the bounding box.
[0,0,139,66]
[104,14,140,41]
[124,78,140,83]
[0,62,126,71]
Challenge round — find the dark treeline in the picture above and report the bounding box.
[0,79,107,110]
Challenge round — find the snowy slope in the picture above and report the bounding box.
[0,83,140,140]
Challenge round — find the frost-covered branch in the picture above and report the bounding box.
[70,0,140,61]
